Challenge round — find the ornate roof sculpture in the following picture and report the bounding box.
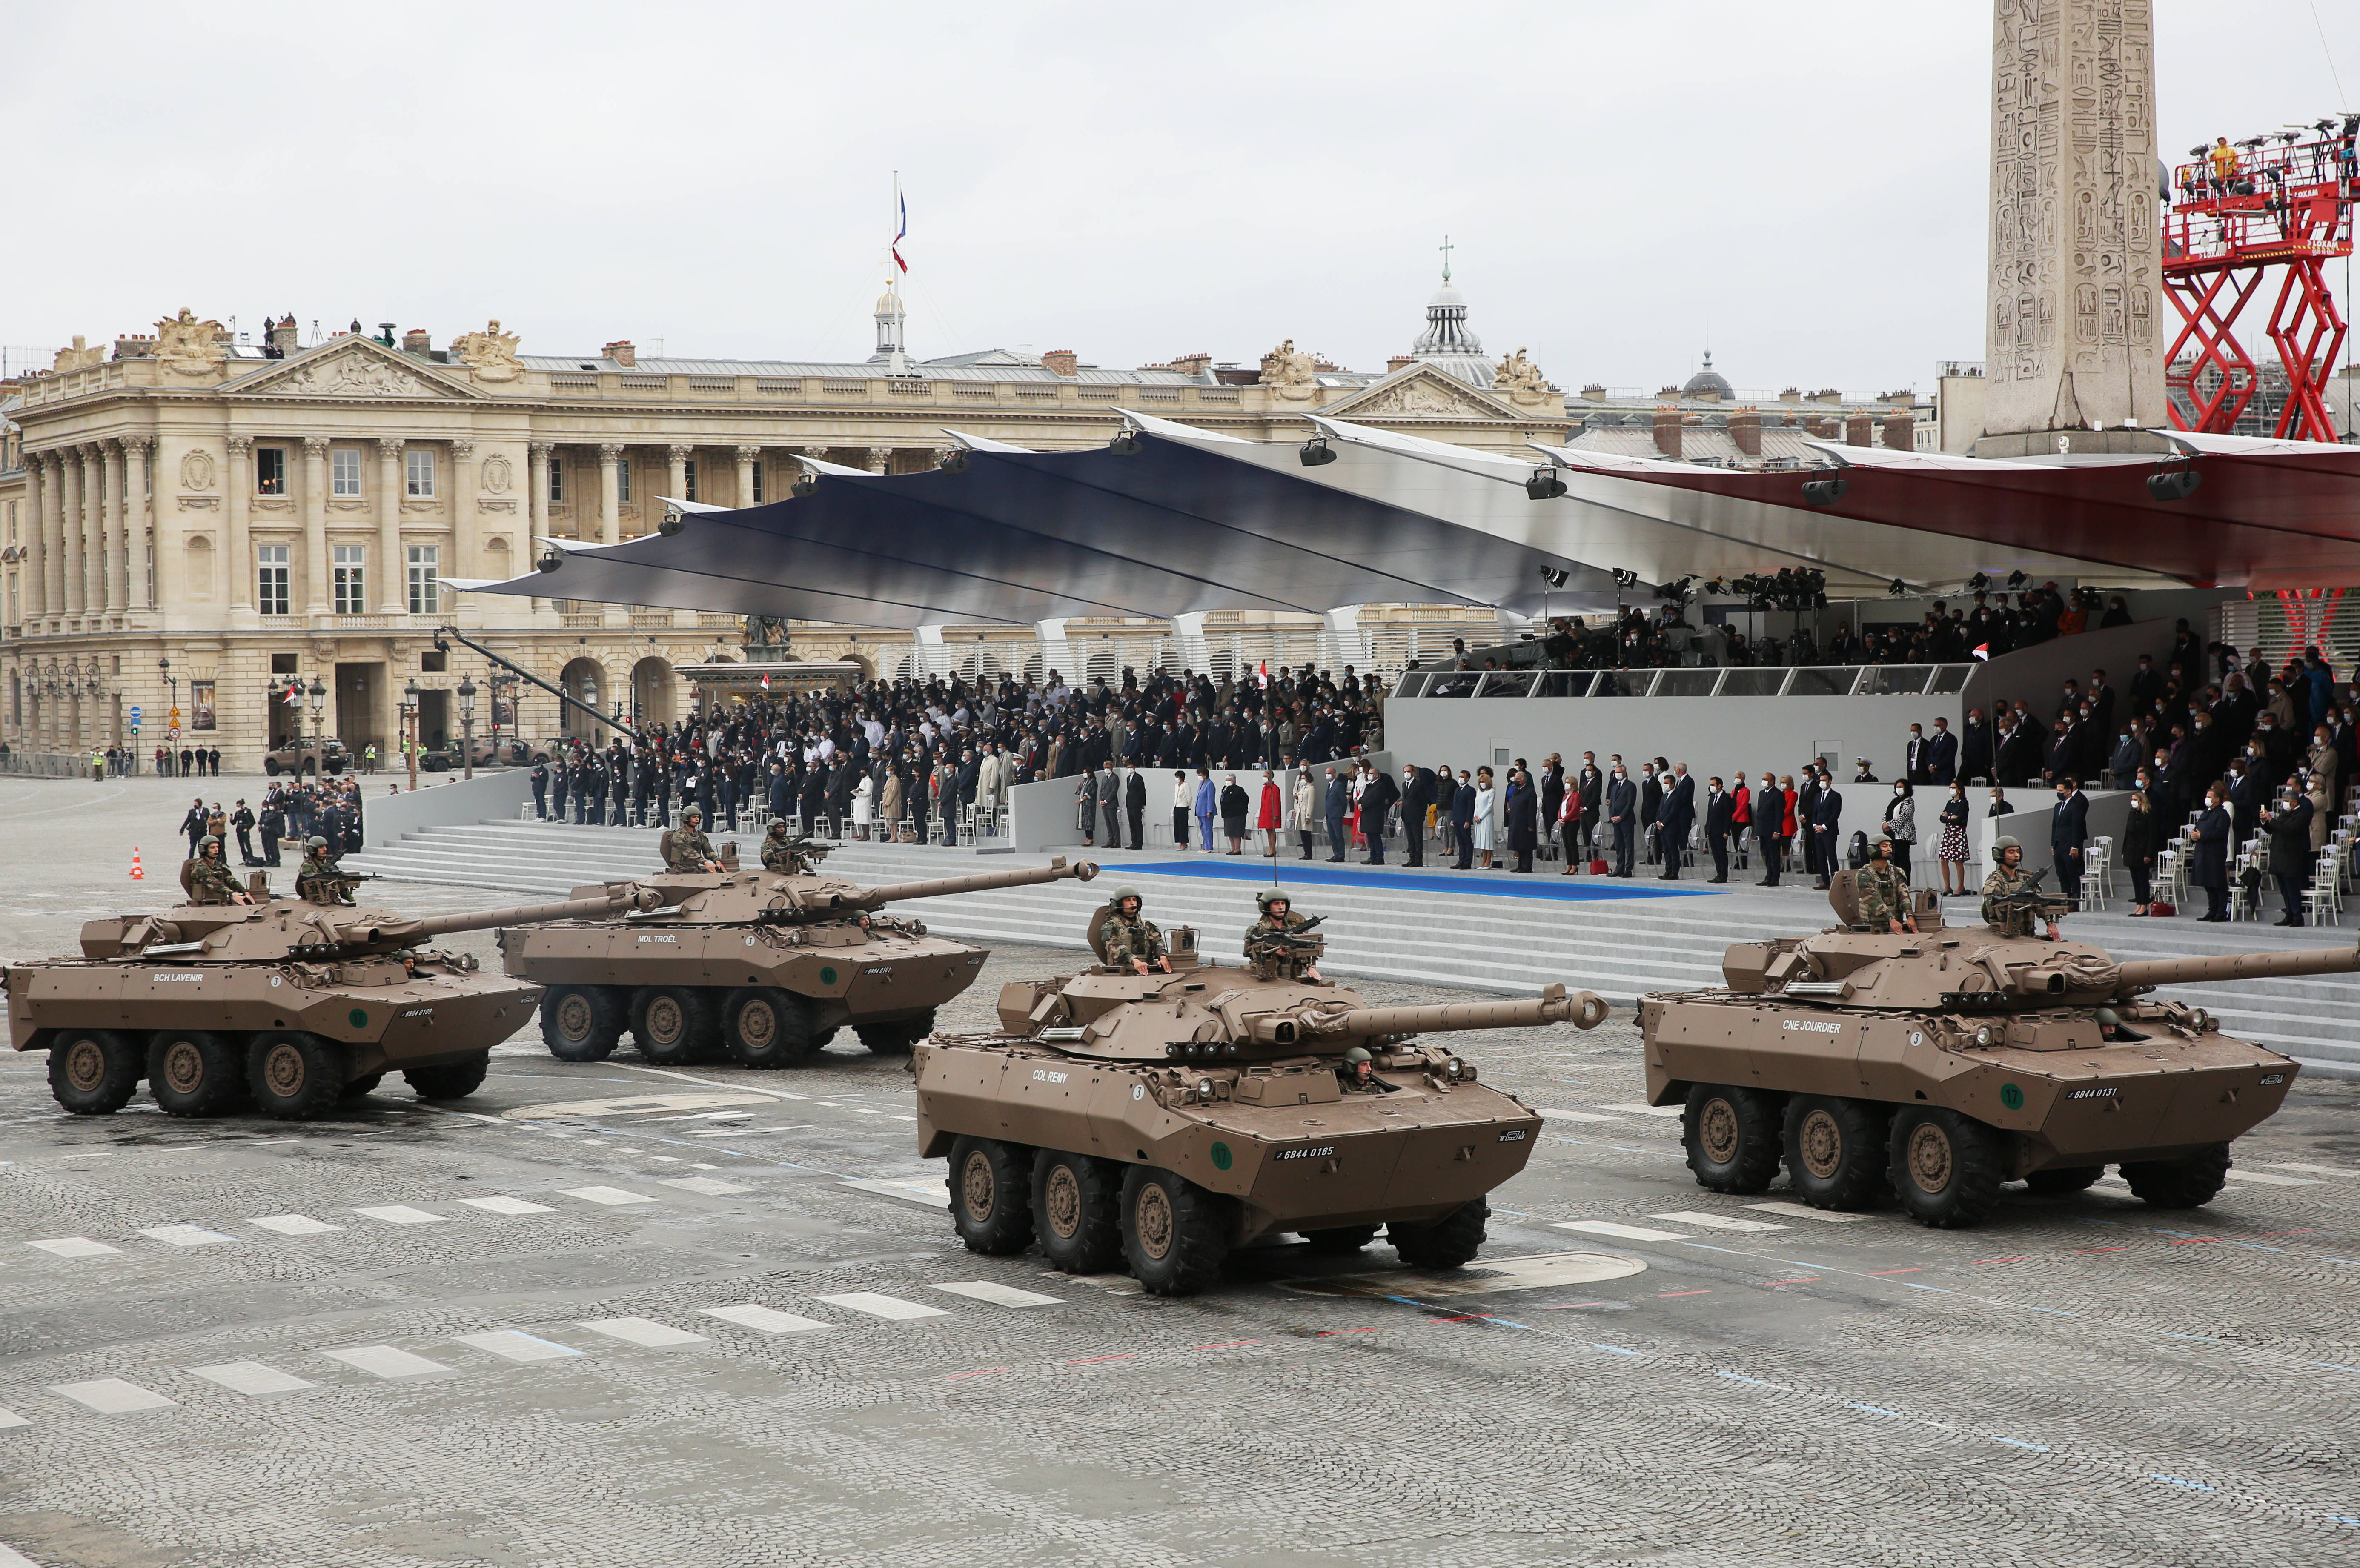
[1409,238,1493,387]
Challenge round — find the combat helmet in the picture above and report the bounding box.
[1254,888,1290,913]
[198,834,221,850]
[308,836,329,850]
[1342,1046,1372,1066]
[1111,884,1144,913]
[683,805,703,821]
[1992,834,2022,858]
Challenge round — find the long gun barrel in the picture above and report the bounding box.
[822,857,1098,911]
[2113,937,2360,996]
[1249,982,1611,1044]
[333,887,662,949]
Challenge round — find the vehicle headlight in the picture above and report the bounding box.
[1974,1026,1996,1047]
[1196,1079,1215,1101]
[1446,1058,1464,1080]
[2189,1008,2212,1033]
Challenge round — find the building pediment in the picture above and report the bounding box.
[1317,363,1523,423]
[221,337,486,401]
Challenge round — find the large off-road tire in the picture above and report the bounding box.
[263,758,281,777]
[1390,1199,1491,1271]
[405,1053,491,1101]
[247,1031,350,1121]
[341,1072,385,1101]
[722,987,822,1068]
[1887,1106,2006,1228]
[1120,1165,1232,1296]
[2025,1164,2106,1196]
[856,1010,936,1056]
[1782,1094,1893,1210]
[631,987,718,1066]
[148,1029,246,1118]
[1682,1084,1784,1194]
[948,1136,1034,1255]
[1302,1224,1383,1255]
[49,1029,141,1115]
[2122,1143,2233,1209]
[541,984,624,1062]
[1031,1149,1123,1273]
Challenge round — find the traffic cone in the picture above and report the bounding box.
[129,847,144,880]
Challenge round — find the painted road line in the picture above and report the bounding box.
[320,1345,453,1379]
[561,1186,657,1207]
[814,1291,950,1322]
[842,1176,950,1209]
[1650,1211,1788,1233]
[454,1331,582,1363]
[139,1224,232,1247]
[186,1361,315,1396]
[932,1281,1065,1308]
[575,1316,708,1348]
[1744,1202,1876,1223]
[459,1196,556,1215]
[1534,1108,1621,1123]
[50,1378,177,1413]
[659,1177,752,1196]
[1286,1252,1647,1299]
[700,1303,832,1335]
[248,1215,342,1236]
[504,1091,776,1121]
[1593,1103,1684,1118]
[2218,1170,2318,1187]
[1554,1220,1692,1242]
[26,1237,118,1257]
[351,1205,447,1226]
[0,1410,26,1431]
[0,1544,42,1568]
[2264,1162,2353,1177]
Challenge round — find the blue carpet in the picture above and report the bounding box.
[1112,860,1723,901]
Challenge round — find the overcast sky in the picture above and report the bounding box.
[5,1,2354,394]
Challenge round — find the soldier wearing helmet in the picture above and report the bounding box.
[296,835,356,905]
[1337,1044,1383,1092]
[1100,886,1169,975]
[1852,831,1915,936]
[665,806,722,873]
[1244,889,1323,982]
[1980,835,2061,940]
[187,835,253,906]
[761,819,819,874]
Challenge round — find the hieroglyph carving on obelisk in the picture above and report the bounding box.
[1984,0,2165,435]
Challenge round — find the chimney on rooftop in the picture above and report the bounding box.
[1846,413,1876,447]
[1386,355,1417,374]
[604,340,636,368]
[1042,349,1078,378]
[1881,412,1915,450]
[1729,408,1762,458]
[1159,352,1212,376]
[1653,406,1683,460]
[401,328,431,355]
[267,316,300,358]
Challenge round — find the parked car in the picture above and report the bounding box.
[419,736,507,772]
[261,738,350,777]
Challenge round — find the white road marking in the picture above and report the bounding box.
[576,1316,707,1348]
[2263,1162,2353,1177]
[1555,1220,1691,1242]
[931,1281,1065,1308]
[1593,1103,1684,1119]
[840,1176,948,1209]
[561,1186,656,1207]
[1651,1211,1789,1232]
[1288,1251,1648,1298]
[320,1345,453,1379]
[248,1215,342,1236]
[0,1408,27,1430]
[140,1225,232,1247]
[1535,1107,1621,1123]
[505,1091,776,1121]
[813,1291,949,1322]
[459,1196,555,1215]
[700,1303,832,1335]
[893,1115,918,1122]
[454,1331,581,1362]
[50,1378,177,1413]
[351,1205,447,1225]
[688,1163,721,1171]
[26,1237,118,1257]
[1744,1202,1877,1222]
[2220,1170,2318,1187]
[659,1177,751,1196]
[186,1361,315,1396]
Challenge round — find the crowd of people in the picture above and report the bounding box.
[174,776,366,871]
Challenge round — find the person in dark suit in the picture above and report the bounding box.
[1125,766,1146,850]
[1359,764,1400,865]
[1703,776,1733,882]
[1451,770,1477,868]
[1638,764,1664,868]
[1605,764,1638,877]
[2190,785,2232,920]
[2050,777,2089,901]
[1507,768,1539,873]
[1754,772,1784,886]
[1905,724,1933,785]
[1925,717,1959,785]
[1796,770,1824,879]
[1539,755,1566,862]
[1958,709,1992,784]
[1324,767,1352,863]
[530,761,549,819]
[1400,764,1436,868]
[2261,785,2315,925]
[1655,763,1696,881]
[1810,775,1844,890]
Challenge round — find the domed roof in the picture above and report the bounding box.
[1681,351,1732,400]
[875,287,905,317]
[1410,266,1488,386]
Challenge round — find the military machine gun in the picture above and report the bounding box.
[1243,914,1327,977]
[1982,866,2076,927]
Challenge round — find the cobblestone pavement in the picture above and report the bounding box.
[1,775,2357,1566]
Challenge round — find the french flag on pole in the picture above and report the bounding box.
[892,188,909,274]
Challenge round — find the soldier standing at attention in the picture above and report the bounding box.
[296,836,356,905]
[187,837,253,906]
[1980,835,2061,941]
[665,807,723,873]
[1851,831,1916,936]
[1244,890,1324,981]
[1100,886,1170,975]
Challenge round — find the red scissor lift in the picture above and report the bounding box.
[2162,121,2356,440]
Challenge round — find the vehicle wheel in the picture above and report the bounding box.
[1683,1084,1784,1194]
[247,1031,349,1121]
[2024,1165,2106,1196]
[631,986,717,1066]
[1887,1107,2006,1228]
[341,1071,385,1101]
[1031,1149,1123,1272]
[405,1053,491,1101]
[856,1010,936,1055]
[263,758,281,777]
[1303,1224,1383,1254]
[1120,1164,1232,1296]
[148,1029,246,1117]
[49,1029,141,1115]
[1782,1095,1892,1210]
[724,987,822,1068]
[540,984,624,1062]
[2122,1143,2232,1209]
[1389,1199,1491,1270]
[948,1136,1034,1255]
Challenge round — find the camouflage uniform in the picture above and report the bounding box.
[761,825,810,874]
[1101,913,1166,969]
[1980,864,2042,936]
[1853,859,1909,931]
[666,824,714,872]
[1244,910,1316,977]
[297,851,355,905]
[188,855,243,905]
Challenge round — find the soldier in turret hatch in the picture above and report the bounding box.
[1980,835,2062,941]
[297,836,356,905]
[1852,831,1916,936]
[188,837,253,906]
[1100,886,1169,975]
[1245,890,1323,981]
[761,820,821,874]
[665,807,722,873]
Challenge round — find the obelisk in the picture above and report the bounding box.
[1982,0,2165,442]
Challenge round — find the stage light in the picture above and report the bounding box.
[1801,476,1848,507]
[1298,437,1336,467]
[939,449,971,474]
[1108,430,1142,457]
[2005,570,2028,590]
[1612,568,1640,590]
[1888,579,1910,597]
[1537,566,1569,589]
[537,549,562,574]
[791,471,818,499]
[2147,466,2202,502]
[658,509,685,536]
[1524,467,1567,501]
[1966,571,1991,592]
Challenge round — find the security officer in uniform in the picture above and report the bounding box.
[1980,835,2062,941]
[665,806,723,873]
[1851,830,1916,935]
[1243,889,1323,981]
[296,836,357,905]
[760,819,819,874]
[187,836,253,906]
[1099,886,1169,975]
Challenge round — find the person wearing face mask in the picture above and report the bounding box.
[1472,766,1498,869]
[2260,783,2315,926]
[1452,769,1477,869]
[1638,762,1663,869]
[1703,775,1733,883]
[1605,763,1637,877]
[1810,767,1844,892]
[2121,787,2162,913]
[1936,781,1970,896]
[2050,775,2089,901]
[2191,785,2233,921]
[2226,757,2262,849]
[1884,780,1918,888]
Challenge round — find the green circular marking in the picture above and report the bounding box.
[819,966,838,986]
[348,1008,369,1030]
[1999,1082,2025,1111]
[1209,1141,1233,1171]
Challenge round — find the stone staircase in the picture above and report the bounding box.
[345,820,2360,1077]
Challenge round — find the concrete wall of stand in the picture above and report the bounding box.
[359,767,536,850]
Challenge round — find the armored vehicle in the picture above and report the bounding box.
[6,876,656,1121]
[911,908,1610,1296]
[503,853,1098,1067]
[1643,872,2360,1228]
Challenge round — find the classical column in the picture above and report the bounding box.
[529,442,553,543]
[666,444,690,506]
[865,447,892,475]
[80,446,105,615]
[223,436,253,616]
[21,452,45,624]
[448,439,475,582]
[301,437,331,615]
[57,446,84,616]
[734,445,759,507]
[39,453,65,624]
[598,443,623,545]
[124,437,155,610]
[375,438,405,613]
[100,441,127,615]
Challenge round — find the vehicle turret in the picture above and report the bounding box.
[580,856,1097,927]
[77,887,660,963]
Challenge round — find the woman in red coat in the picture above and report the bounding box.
[1729,778,1752,872]
[1257,770,1283,858]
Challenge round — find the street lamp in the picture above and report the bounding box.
[307,676,326,779]
[457,675,478,780]
[402,678,421,792]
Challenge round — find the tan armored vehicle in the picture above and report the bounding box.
[6,876,655,1121]
[1643,871,2360,1228]
[501,851,1098,1067]
[911,909,1610,1296]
